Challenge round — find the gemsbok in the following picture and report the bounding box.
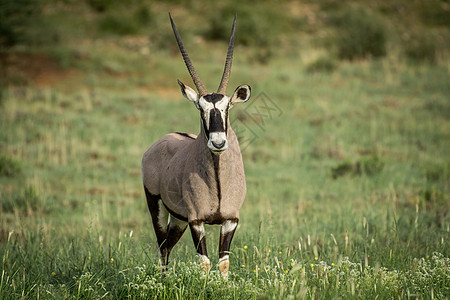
[141,13,251,276]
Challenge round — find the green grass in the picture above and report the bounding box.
[1,1,450,299]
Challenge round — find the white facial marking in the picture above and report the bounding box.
[208,132,228,152]
[198,96,229,132]
[198,97,214,130]
[198,96,231,153]
[221,220,237,234]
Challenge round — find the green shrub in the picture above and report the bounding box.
[357,155,383,175]
[0,154,22,177]
[331,160,354,179]
[0,186,40,214]
[98,6,154,36]
[328,7,387,60]
[99,13,139,35]
[402,31,437,63]
[205,4,285,63]
[331,156,383,179]
[86,0,121,13]
[306,56,337,73]
[418,0,450,27]
[0,0,42,49]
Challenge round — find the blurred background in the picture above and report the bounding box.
[0,0,449,298]
[1,0,449,87]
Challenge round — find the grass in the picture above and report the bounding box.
[1,0,449,299]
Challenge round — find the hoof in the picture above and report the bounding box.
[200,260,212,273]
[157,265,168,273]
[198,255,211,273]
[218,259,229,277]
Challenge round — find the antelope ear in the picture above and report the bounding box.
[178,80,199,103]
[229,85,251,107]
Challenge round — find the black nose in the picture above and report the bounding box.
[212,140,226,149]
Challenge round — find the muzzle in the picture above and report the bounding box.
[207,132,228,154]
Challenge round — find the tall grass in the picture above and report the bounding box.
[1,52,449,298]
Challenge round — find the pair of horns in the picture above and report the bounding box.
[169,12,236,96]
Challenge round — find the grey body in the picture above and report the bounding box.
[142,123,246,224]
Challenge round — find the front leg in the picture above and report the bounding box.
[218,218,238,277]
[189,220,210,271]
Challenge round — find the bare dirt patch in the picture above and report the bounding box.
[1,52,78,87]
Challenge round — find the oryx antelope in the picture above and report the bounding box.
[141,13,251,276]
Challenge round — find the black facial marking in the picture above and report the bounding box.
[209,108,225,133]
[203,93,224,104]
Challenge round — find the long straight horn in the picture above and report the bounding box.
[217,12,237,95]
[169,13,208,96]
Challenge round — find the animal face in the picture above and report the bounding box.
[178,81,251,154]
[198,93,230,154]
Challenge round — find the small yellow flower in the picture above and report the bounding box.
[268,249,271,253]
[285,270,288,274]
[314,256,318,260]
[52,272,56,276]
[110,258,114,263]
[310,264,314,269]
[279,251,282,255]
[244,245,248,249]
[331,263,335,266]
[241,264,245,268]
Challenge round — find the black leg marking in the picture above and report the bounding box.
[189,220,208,256]
[218,219,238,276]
[189,220,211,271]
[160,216,188,266]
[144,187,168,252]
[219,218,238,259]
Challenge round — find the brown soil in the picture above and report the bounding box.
[1,52,78,87]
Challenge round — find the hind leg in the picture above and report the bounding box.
[144,187,169,267]
[159,216,188,266]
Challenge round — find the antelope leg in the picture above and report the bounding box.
[218,218,238,277]
[189,220,210,271]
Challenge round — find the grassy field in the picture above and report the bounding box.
[1,0,449,299]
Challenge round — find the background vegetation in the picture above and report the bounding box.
[1,0,449,298]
